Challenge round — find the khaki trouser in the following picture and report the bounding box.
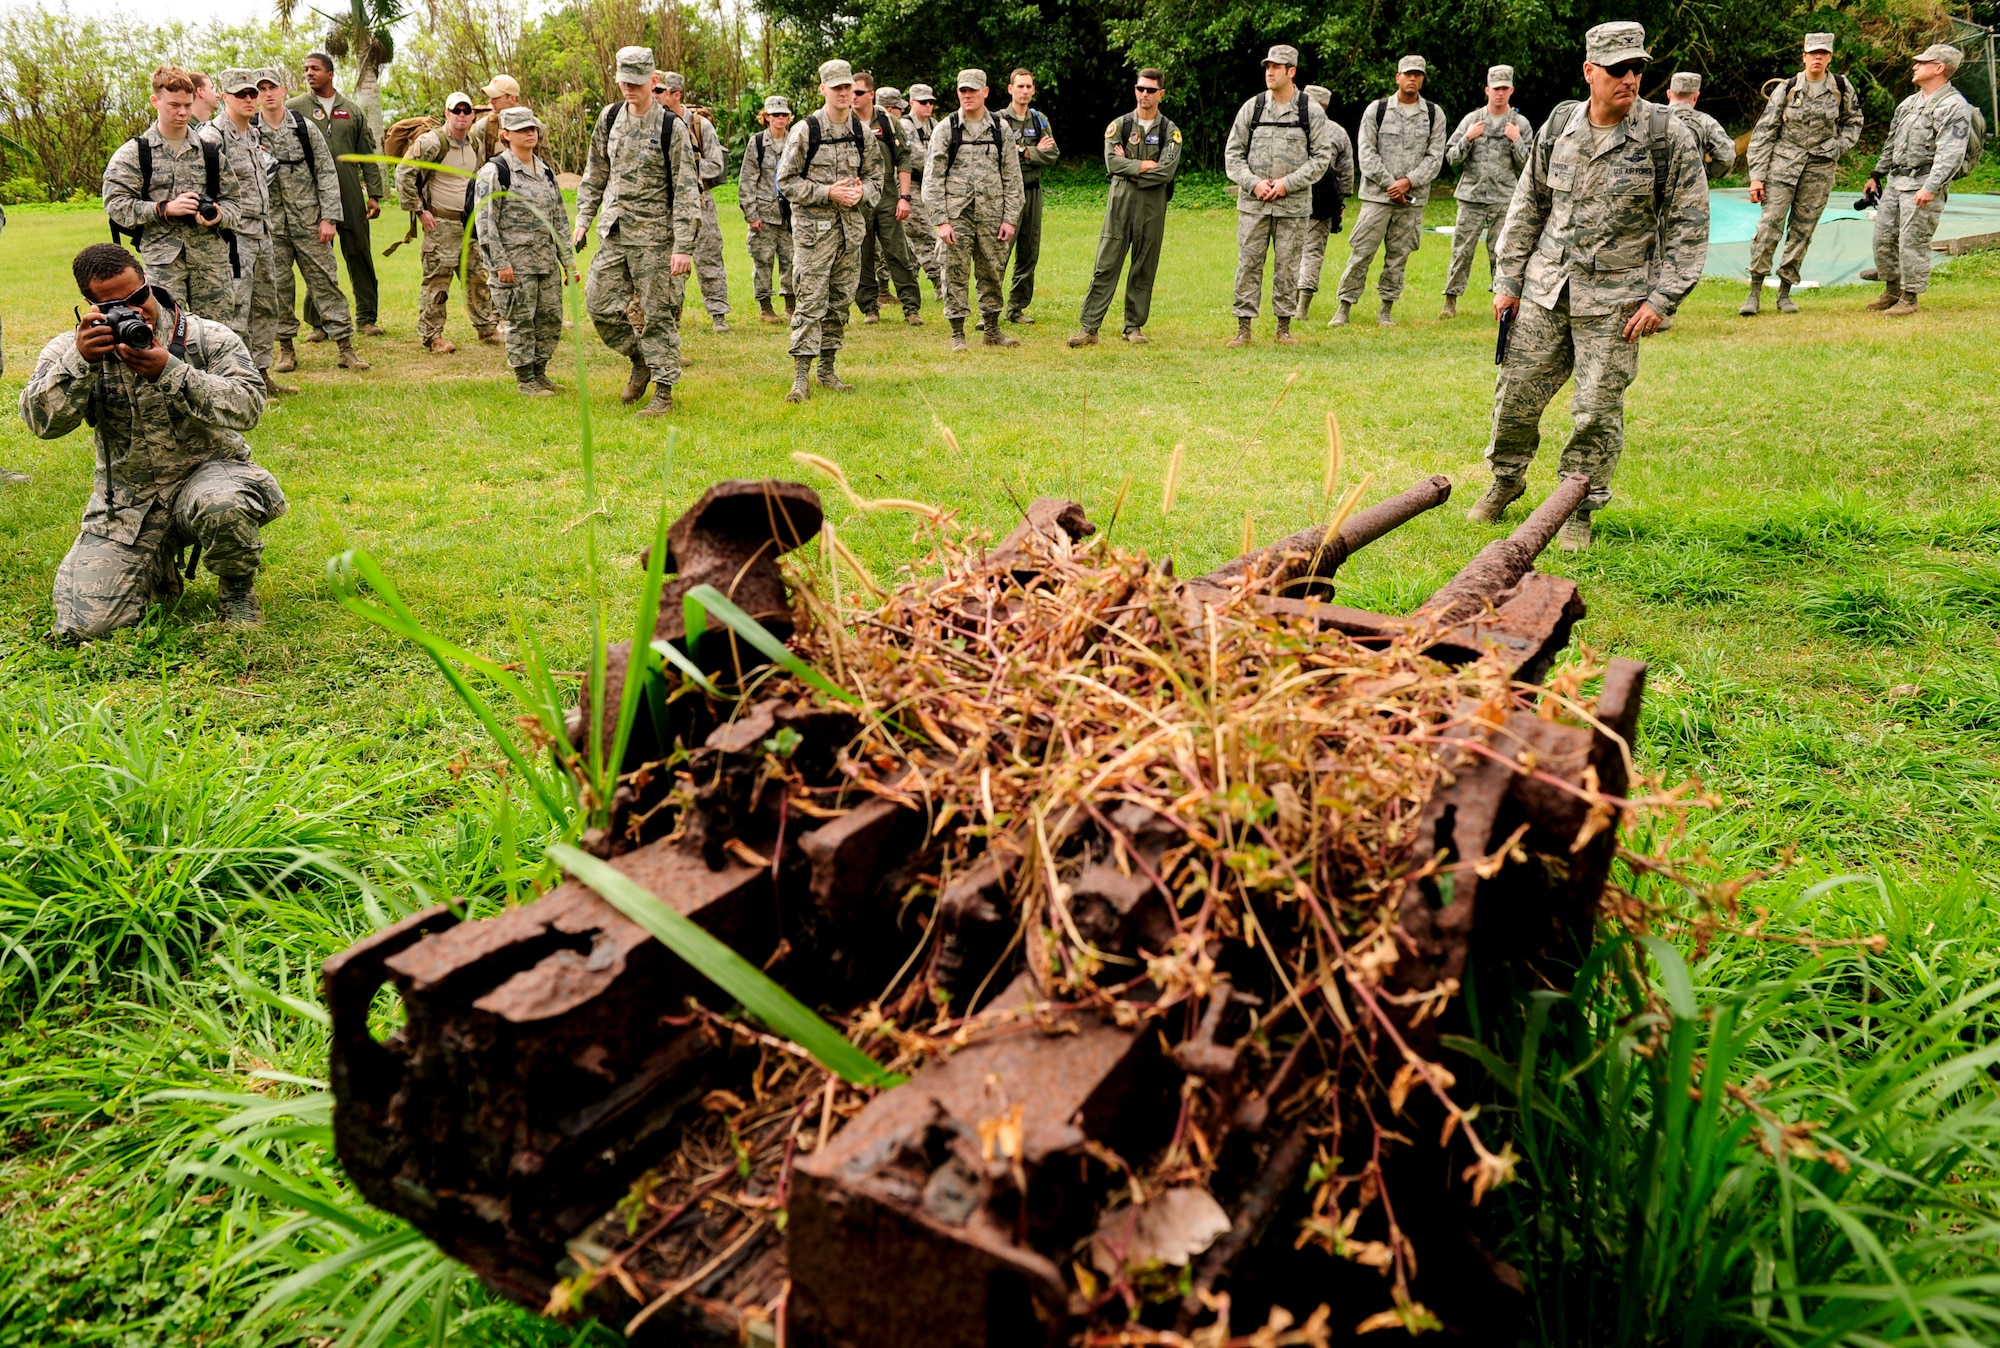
[1337,200,1424,304]
[1233,213,1312,319]
[1485,291,1643,512]
[1295,217,1332,297]
[904,189,945,293]
[493,272,564,370]
[1873,184,1949,295]
[271,227,353,342]
[748,220,793,301]
[788,215,862,358]
[52,459,287,639]
[1748,160,1838,284]
[1444,200,1508,298]
[417,215,496,343]
[941,216,1009,323]
[585,235,687,384]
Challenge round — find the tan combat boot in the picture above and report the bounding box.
[621,356,651,404]
[949,318,969,352]
[274,339,297,373]
[1466,477,1526,525]
[337,339,371,370]
[1296,289,1314,320]
[1329,301,1352,328]
[817,351,854,391]
[1864,287,1903,311]
[1123,329,1148,344]
[1558,512,1594,552]
[217,575,262,627]
[1226,317,1252,348]
[982,317,1019,348]
[759,297,781,324]
[785,356,812,403]
[1885,294,1920,316]
[1775,280,1799,314]
[1274,316,1297,345]
[427,337,457,354]
[1377,300,1395,327]
[263,371,298,397]
[515,367,553,396]
[1739,275,1763,316]
[305,326,328,343]
[1067,331,1099,348]
[1439,294,1458,319]
[637,384,674,416]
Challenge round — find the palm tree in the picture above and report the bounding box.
[277,0,406,141]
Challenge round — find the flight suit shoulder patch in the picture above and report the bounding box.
[1106,121,1120,139]
[1171,128,1182,142]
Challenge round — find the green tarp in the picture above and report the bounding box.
[1703,188,2000,288]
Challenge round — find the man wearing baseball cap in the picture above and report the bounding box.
[209,70,288,393]
[472,74,521,162]
[1864,44,1979,315]
[922,68,1025,351]
[1337,54,1447,327]
[1222,45,1335,346]
[1664,74,1738,183]
[394,91,500,354]
[1440,64,1534,320]
[1741,33,1864,315]
[1471,21,1709,552]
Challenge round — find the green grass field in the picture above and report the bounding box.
[3,191,1998,1345]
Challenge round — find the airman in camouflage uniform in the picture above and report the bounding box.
[205,71,287,394]
[901,86,948,300]
[924,69,1025,352]
[1223,45,1335,345]
[1473,21,1710,551]
[257,71,365,372]
[22,244,284,638]
[997,69,1059,323]
[395,91,500,353]
[1865,44,1978,316]
[1665,73,1738,182]
[852,73,924,324]
[740,96,796,323]
[1440,66,1533,319]
[777,59,884,400]
[1742,33,1864,314]
[1072,68,1182,345]
[656,73,732,332]
[1336,55,1448,327]
[573,46,700,416]
[1292,85,1355,322]
[475,106,576,394]
[103,66,246,324]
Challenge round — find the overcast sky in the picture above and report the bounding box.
[19,0,289,24]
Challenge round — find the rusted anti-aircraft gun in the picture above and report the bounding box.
[325,474,1641,1344]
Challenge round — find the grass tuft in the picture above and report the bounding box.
[1796,571,1926,644]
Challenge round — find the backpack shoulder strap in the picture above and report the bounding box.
[946,110,963,172]
[1371,98,1387,135]
[806,112,823,164]
[137,135,153,197]
[1650,103,1670,203]
[661,112,678,211]
[1427,100,1439,136]
[495,155,511,191]
[201,136,221,198]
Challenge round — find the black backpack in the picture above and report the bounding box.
[803,110,868,174]
[1369,95,1442,141]
[596,102,677,212]
[943,110,1007,175]
[110,133,239,279]
[1540,99,1671,203]
[753,132,793,227]
[492,153,554,192]
[1248,91,1315,161]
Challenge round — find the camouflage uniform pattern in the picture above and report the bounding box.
[395,127,497,343]
[1294,117,1354,298]
[474,151,574,370]
[1339,97,1448,305]
[778,107,884,358]
[922,111,1024,323]
[1443,106,1533,298]
[205,117,277,368]
[1872,86,1976,295]
[855,107,922,318]
[739,128,794,301]
[1224,91,1334,318]
[575,101,701,384]
[685,112,732,319]
[902,116,946,294]
[997,104,1058,315]
[103,123,246,322]
[19,312,284,638]
[1746,74,1865,282]
[1487,99,1710,510]
[258,109,353,343]
[1670,103,1738,182]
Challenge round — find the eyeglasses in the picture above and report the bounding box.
[1135,85,1161,94]
[448,103,473,113]
[1599,60,1646,79]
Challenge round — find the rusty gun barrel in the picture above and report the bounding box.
[1200,473,1454,596]
[1418,473,1590,625]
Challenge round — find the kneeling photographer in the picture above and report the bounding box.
[20,243,286,641]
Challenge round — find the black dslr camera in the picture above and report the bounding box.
[195,193,221,223]
[1854,182,1881,210]
[96,302,155,349]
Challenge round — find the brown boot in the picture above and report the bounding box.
[304,326,328,344]
[1865,287,1904,311]
[759,297,781,324]
[337,339,370,370]
[1466,477,1526,525]
[1067,331,1099,348]
[478,330,503,346]
[621,356,651,405]
[262,371,298,397]
[274,339,296,373]
[636,385,674,416]
[1226,317,1252,348]
[1739,275,1764,316]
[1274,316,1297,345]
[1885,294,1919,316]
[784,294,796,317]
[785,356,812,403]
[817,351,854,391]
[949,318,969,352]
[1439,294,1458,319]
[982,317,1018,348]
[515,367,554,396]
[426,337,457,354]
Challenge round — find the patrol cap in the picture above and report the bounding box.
[877,86,906,109]
[1303,84,1331,108]
[1669,71,1702,94]
[615,46,656,84]
[1803,32,1835,53]
[1915,42,1962,68]
[255,66,283,88]
[820,58,855,87]
[1486,64,1514,87]
[909,83,936,102]
[659,71,687,92]
[763,95,792,116]
[483,74,520,98]
[956,68,987,90]
[1263,45,1300,68]
[219,69,260,95]
[1398,54,1427,74]
[444,90,474,113]
[498,105,542,132]
[1584,22,1650,66]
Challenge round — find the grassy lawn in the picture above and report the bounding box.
[2,189,1997,1344]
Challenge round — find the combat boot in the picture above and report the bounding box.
[1006,309,1033,324]
[262,371,298,397]
[862,310,881,325]
[759,297,781,324]
[817,351,854,392]
[1329,301,1352,328]
[637,385,674,416]
[1377,300,1395,327]
[904,310,924,326]
[1297,289,1314,320]
[479,330,504,346]
[784,294,797,317]
[982,318,1019,348]
[1123,329,1149,344]
[427,337,457,354]
[712,315,730,334]
[785,356,813,403]
[1860,267,1879,281]
[1885,294,1920,316]
[534,364,561,394]
[305,326,328,343]
[1739,275,1763,316]
[337,339,371,370]
[949,318,969,352]
[1775,280,1799,314]
[1067,331,1099,348]
[1226,317,1252,348]
[1274,316,1297,345]
[1558,512,1594,552]
[621,356,651,404]
[1439,294,1458,319]
[361,322,386,337]
[274,339,297,373]
[515,367,553,396]
[217,575,262,628]
[1466,477,1526,525]
[1865,288,1903,311]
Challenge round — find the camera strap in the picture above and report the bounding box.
[153,288,190,360]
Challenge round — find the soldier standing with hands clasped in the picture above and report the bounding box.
[925,69,1025,353]
[475,105,575,396]
[1336,55,1447,328]
[997,69,1058,324]
[396,91,501,354]
[1742,33,1864,315]
[739,97,796,324]
[1070,68,1181,347]
[777,60,883,401]
[1864,44,1979,316]
[1440,66,1533,320]
[1223,45,1334,347]
[258,69,365,374]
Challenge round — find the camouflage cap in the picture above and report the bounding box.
[1303,83,1331,108]
[218,68,260,95]
[614,46,655,84]
[498,105,542,132]
[956,68,987,90]
[1669,71,1702,94]
[763,95,792,116]
[659,71,686,92]
[482,74,520,98]
[1802,32,1834,53]
[1584,22,1650,66]
[877,86,906,108]
[1397,54,1427,74]
[819,58,855,87]
[909,83,936,102]
[1486,64,1514,87]
[1915,43,1962,68]
[1263,45,1300,68]
[255,66,283,88]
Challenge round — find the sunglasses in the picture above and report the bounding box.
[1135,84,1161,94]
[1599,60,1646,79]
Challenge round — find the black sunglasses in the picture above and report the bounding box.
[1135,84,1161,93]
[1600,60,1646,79]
